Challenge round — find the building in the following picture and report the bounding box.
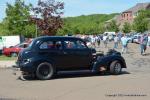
[117,2,150,26]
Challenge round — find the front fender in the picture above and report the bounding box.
[33,58,55,68]
[92,55,126,72]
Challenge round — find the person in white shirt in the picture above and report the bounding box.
[148,33,150,47]
[121,34,128,54]
[91,35,96,47]
[103,35,108,48]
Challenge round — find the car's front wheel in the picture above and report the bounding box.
[110,60,122,75]
[36,62,54,80]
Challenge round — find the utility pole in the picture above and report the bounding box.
[35,15,38,38]
[35,20,38,38]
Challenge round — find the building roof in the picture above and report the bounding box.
[123,2,150,13]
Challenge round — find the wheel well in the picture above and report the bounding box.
[34,61,56,73]
[108,60,125,70]
[35,62,55,80]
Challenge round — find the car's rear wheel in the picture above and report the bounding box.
[11,52,18,57]
[110,60,122,75]
[36,62,54,80]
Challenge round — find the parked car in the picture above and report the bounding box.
[3,42,29,57]
[132,34,142,43]
[0,35,25,52]
[148,35,150,46]
[103,32,115,41]
[15,36,127,80]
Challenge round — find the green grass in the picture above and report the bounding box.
[0,55,17,61]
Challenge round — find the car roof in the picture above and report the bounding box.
[34,36,83,41]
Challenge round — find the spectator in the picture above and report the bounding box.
[148,33,150,47]
[117,32,122,44]
[113,35,119,49]
[97,35,101,47]
[91,35,96,48]
[103,34,108,48]
[121,34,128,54]
[140,34,148,55]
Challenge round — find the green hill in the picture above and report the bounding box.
[58,13,119,35]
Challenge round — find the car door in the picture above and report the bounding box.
[38,40,64,67]
[62,39,92,69]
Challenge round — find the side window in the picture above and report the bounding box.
[18,44,28,48]
[21,44,28,48]
[64,41,76,49]
[40,42,48,49]
[55,41,62,49]
[64,40,87,49]
[40,41,62,50]
[76,40,87,49]
[18,44,24,48]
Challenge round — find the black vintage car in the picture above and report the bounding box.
[16,36,126,80]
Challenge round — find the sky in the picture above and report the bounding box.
[0,0,150,21]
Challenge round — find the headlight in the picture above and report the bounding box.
[23,59,31,64]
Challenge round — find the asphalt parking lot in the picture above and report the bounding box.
[0,43,150,100]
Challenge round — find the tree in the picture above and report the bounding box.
[0,20,9,35]
[98,24,105,34]
[148,22,150,30]
[133,10,150,33]
[106,20,119,32]
[32,0,64,36]
[5,0,34,37]
[122,22,131,33]
[57,14,118,35]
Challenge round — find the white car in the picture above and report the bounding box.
[132,35,142,43]
[148,36,150,46]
